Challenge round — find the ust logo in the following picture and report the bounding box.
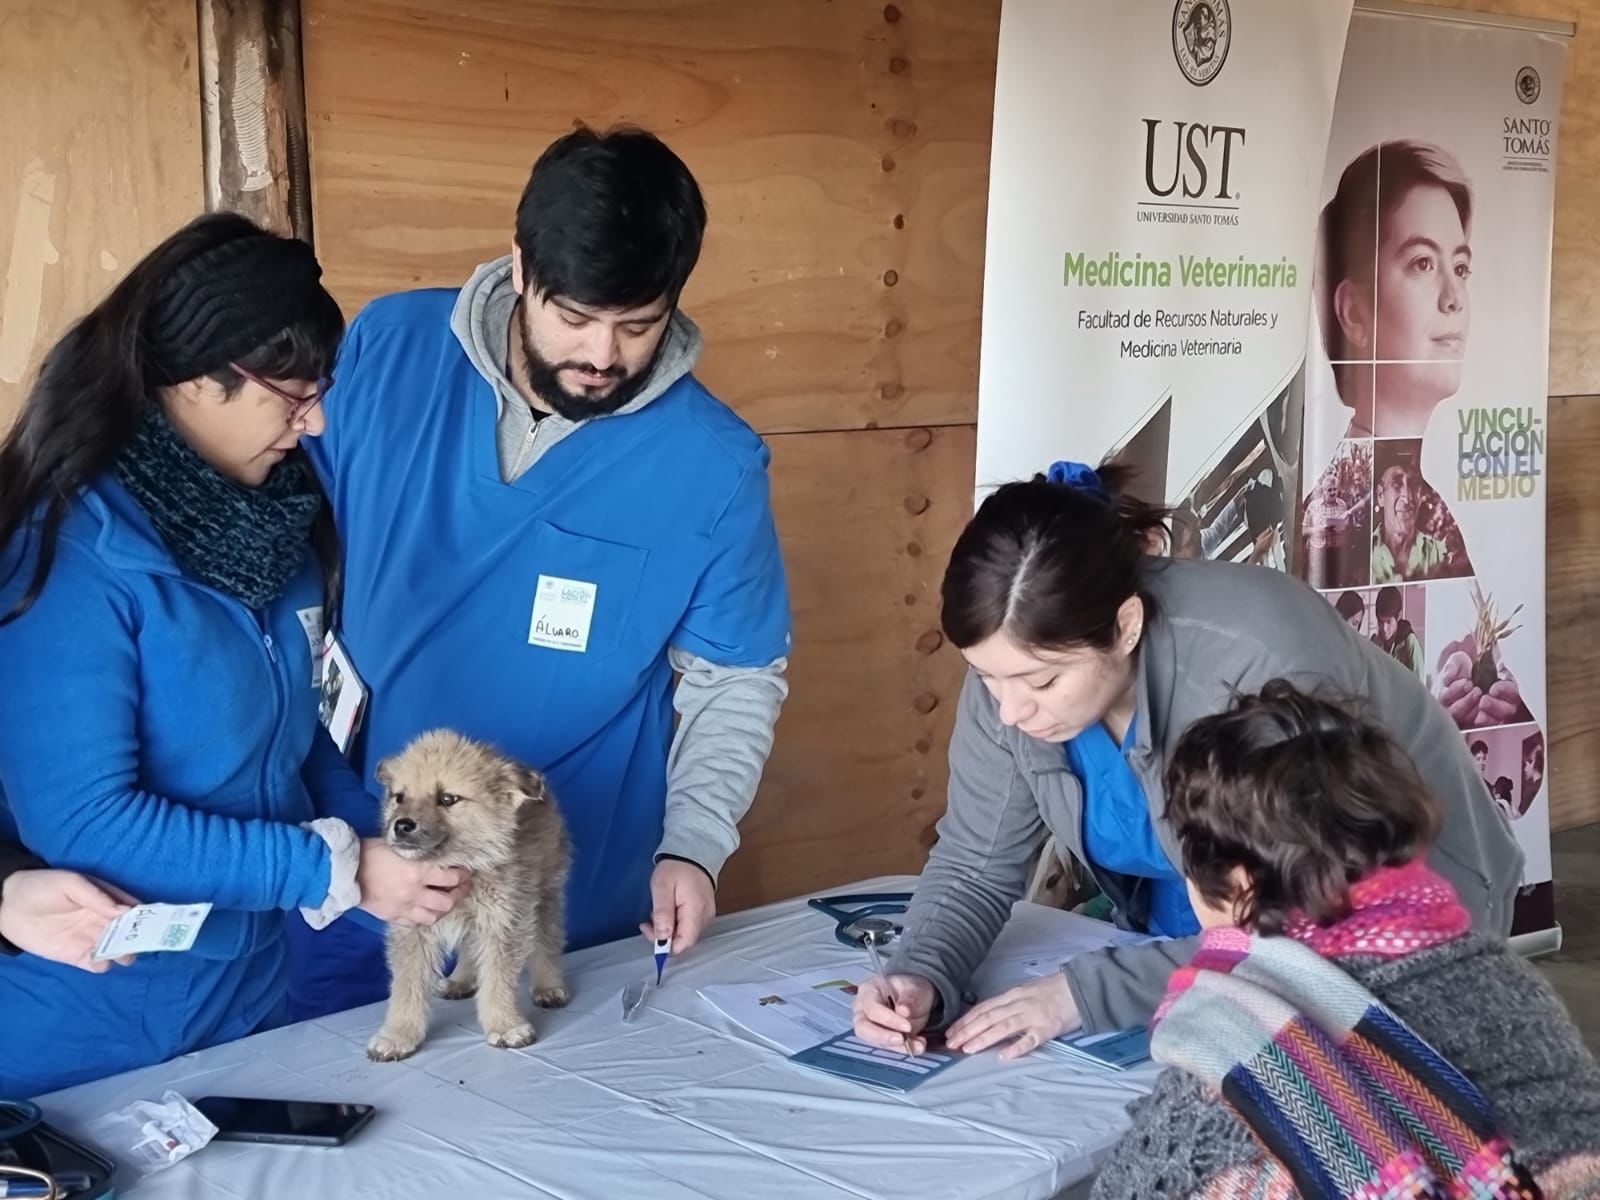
[1142,119,1246,201]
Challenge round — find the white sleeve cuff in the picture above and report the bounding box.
[299,818,362,930]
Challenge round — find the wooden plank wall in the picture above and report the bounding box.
[0,0,203,426]
[300,0,1600,911]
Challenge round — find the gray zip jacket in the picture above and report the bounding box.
[889,557,1524,1034]
[449,257,789,881]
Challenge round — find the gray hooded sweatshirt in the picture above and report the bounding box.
[449,256,788,882]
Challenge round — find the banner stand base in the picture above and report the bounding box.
[1510,922,1564,961]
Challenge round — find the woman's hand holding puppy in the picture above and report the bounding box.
[356,839,470,926]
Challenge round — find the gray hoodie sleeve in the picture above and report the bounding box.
[656,649,789,882]
[888,672,1046,1026]
[1062,937,1199,1034]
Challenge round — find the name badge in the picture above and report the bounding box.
[529,574,598,653]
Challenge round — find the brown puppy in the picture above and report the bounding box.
[366,729,571,1062]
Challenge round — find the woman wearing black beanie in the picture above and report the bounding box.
[0,214,467,1096]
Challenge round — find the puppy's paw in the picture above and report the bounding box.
[366,1031,422,1062]
[532,984,571,1009]
[487,1022,538,1049]
[440,979,478,1000]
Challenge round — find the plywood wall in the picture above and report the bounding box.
[302,0,1600,916]
[0,0,203,426]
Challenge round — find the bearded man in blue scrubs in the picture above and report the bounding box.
[285,125,792,1018]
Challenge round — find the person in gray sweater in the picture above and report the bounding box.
[851,461,1521,1059]
[1092,682,1600,1200]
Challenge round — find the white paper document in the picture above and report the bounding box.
[699,903,1155,1059]
[93,902,213,960]
[699,967,866,1055]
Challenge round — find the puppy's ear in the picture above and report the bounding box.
[374,756,396,792]
[509,764,549,808]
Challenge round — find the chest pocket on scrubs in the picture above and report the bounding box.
[524,520,648,664]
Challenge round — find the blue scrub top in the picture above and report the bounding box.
[1063,717,1199,939]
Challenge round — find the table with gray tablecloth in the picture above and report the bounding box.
[38,875,1157,1199]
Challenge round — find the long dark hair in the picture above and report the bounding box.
[0,213,345,623]
[941,462,1170,652]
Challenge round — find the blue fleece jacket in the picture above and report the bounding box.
[0,474,371,1097]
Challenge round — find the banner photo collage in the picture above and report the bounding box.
[1299,7,1565,922]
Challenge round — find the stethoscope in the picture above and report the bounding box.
[0,1100,62,1198]
[806,892,913,949]
[0,1102,42,1144]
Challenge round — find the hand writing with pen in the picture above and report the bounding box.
[852,972,1080,1061]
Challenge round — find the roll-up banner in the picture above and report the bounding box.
[1299,4,1569,946]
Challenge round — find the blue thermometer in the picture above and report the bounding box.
[0,1175,93,1198]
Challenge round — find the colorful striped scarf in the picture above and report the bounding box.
[1151,862,1540,1200]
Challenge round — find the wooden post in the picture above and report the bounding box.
[200,0,312,242]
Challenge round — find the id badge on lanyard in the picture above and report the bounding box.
[318,629,369,756]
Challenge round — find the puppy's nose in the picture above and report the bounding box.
[393,817,417,837]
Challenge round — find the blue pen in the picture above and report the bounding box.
[653,936,671,985]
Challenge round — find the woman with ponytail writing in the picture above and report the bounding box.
[851,460,1521,1061]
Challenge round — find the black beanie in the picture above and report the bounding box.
[147,233,326,384]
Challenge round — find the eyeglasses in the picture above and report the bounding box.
[228,362,331,427]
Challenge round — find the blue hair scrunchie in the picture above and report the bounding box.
[1046,459,1108,501]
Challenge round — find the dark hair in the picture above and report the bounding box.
[1334,590,1364,621]
[1374,586,1403,620]
[941,462,1170,653]
[1163,679,1440,934]
[1470,739,1489,756]
[1319,140,1472,370]
[0,212,345,623]
[515,124,707,311]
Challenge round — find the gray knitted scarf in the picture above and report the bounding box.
[112,408,320,608]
